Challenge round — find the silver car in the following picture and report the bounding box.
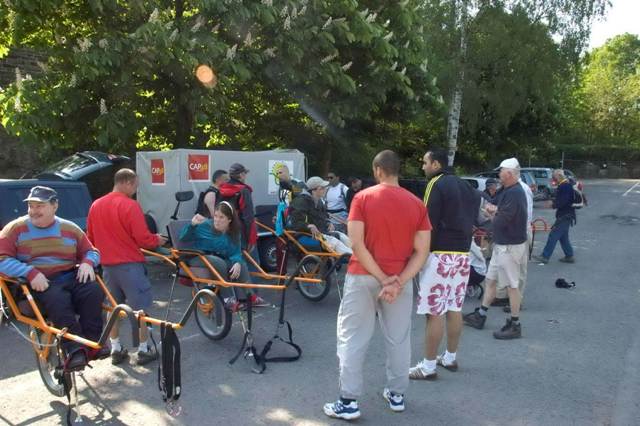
[520,167,555,199]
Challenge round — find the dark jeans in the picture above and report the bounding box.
[542,218,574,259]
[33,271,104,351]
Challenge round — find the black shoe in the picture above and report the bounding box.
[111,348,129,365]
[493,319,521,340]
[490,298,509,307]
[65,350,88,372]
[136,348,158,366]
[559,256,575,263]
[463,309,486,330]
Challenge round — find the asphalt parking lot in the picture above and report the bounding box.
[1,179,639,426]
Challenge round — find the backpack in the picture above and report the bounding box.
[195,186,219,217]
[216,190,242,211]
[571,183,586,209]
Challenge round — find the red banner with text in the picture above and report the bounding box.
[188,154,210,181]
[150,159,165,185]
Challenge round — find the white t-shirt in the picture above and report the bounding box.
[325,183,348,211]
[518,179,533,225]
[469,241,487,276]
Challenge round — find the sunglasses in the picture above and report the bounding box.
[327,175,336,179]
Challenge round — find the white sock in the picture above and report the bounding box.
[444,350,456,364]
[110,338,121,353]
[423,358,437,372]
[138,341,149,353]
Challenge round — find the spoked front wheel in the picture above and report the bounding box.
[194,287,232,341]
[31,327,66,397]
[297,257,334,302]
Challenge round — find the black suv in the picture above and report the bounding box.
[0,180,92,231]
[36,151,133,200]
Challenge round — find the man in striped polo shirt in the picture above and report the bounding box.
[0,186,104,370]
[410,149,481,380]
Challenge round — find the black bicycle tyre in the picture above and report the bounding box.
[194,288,232,341]
[31,327,65,397]
[297,257,334,302]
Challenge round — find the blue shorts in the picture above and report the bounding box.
[103,263,152,311]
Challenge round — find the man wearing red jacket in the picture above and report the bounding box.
[218,163,258,251]
[87,168,167,366]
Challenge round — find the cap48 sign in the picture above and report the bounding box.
[188,154,209,181]
[151,159,165,185]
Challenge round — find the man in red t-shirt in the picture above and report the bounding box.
[87,168,167,366]
[324,150,431,420]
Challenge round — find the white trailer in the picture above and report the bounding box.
[136,148,307,270]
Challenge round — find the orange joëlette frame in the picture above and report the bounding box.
[255,220,343,259]
[0,268,193,353]
[142,246,321,291]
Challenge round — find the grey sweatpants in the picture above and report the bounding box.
[337,273,413,399]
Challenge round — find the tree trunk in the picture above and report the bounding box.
[174,89,194,148]
[446,0,469,167]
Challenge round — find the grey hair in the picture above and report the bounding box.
[503,168,520,179]
[554,169,565,179]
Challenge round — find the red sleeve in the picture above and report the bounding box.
[76,231,99,266]
[348,192,365,222]
[126,201,160,249]
[0,222,19,262]
[418,204,432,231]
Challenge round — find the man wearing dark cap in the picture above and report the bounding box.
[482,178,498,204]
[0,186,105,370]
[218,163,268,306]
[218,163,257,251]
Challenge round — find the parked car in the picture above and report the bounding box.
[520,167,555,199]
[474,170,540,199]
[36,151,133,200]
[462,176,492,192]
[0,179,92,231]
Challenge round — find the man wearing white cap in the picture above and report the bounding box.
[463,158,528,339]
[288,176,352,255]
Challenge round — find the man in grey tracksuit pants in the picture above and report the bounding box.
[323,150,432,420]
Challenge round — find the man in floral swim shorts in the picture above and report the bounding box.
[410,149,481,380]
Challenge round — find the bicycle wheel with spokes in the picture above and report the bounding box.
[194,287,232,341]
[297,257,333,302]
[31,327,66,397]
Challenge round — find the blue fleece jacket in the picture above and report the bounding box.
[178,220,243,264]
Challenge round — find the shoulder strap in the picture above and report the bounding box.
[155,323,181,403]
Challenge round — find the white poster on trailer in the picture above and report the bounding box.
[267,160,295,195]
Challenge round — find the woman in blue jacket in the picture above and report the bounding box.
[179,201,268,306]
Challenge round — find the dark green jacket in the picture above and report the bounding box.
[287,192,330,233]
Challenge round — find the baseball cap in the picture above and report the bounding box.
[499,157,520,169]
[306,176,330,190]
[486,178,498,187]
[24,186,58,203]
[229,163,249,176]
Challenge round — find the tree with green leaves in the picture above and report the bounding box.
[0,0,440,174]
[424,0,609,166]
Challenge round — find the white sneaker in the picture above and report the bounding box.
[323,399,360,420]
[409,360,437,380]
[436,353,459,372]
[382,388,405,412]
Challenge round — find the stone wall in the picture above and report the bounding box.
[0,48,45,178]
